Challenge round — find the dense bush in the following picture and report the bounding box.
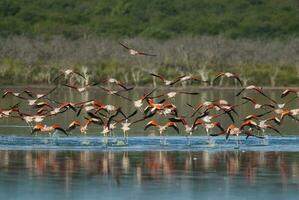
[0,0,299,39]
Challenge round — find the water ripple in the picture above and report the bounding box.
[0,136,299,151]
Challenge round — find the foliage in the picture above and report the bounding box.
[0,0,299,39]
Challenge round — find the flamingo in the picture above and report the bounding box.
[19,112,50,127]
[213,72,243,86]
[226,124,265,147]
[150,73,186,86]
[132,89,156,110]
[62,82,99,93]
[0,106,19,118]
[281,88,299,98]
[98,86,133,101]
[52,69,86,82]
[241,96,275,110]
[150,91,199,99]
[23,87,58,106]
[67,120,81,133]
[225,124,243,147]
[240,119,281,145]
[144,120,179,145]
[105,78,133,91]
[32,123,68,136]
[117,110,139,144]
[100,109,123,146]
[243,110,272,121]
[236,85,276,104]
[169,111,209,145]
[193,120,225,144]
[2,90,28,99]
[280,109,299,123]
[119,42,156,56]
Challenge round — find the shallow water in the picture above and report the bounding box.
[0,136,298,199]
[0,136,299,152]
[0,146,298,200]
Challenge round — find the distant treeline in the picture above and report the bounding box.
[0,0,299,39]
[0,36,299,86]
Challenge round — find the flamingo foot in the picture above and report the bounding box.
[160,137,168,146]
[102,137,108,148]
[113,139,127,147]
[207,137,216,147]
[260,135,269,146]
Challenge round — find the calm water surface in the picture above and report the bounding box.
[0,150,298,200]
[0,88,299,199]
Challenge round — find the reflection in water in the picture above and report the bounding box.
[0,150,298,199]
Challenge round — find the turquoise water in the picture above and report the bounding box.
[0,136,298,152]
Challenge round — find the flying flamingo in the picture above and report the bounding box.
[105,78,133,91]
[213,72,243,86]
[144,120,179,145]
[2,90,28,99]
[236,85,276,104]
[52,69,86,82]
[132,89,156,110]
[169,111,209,145]
[241,96,275,110]
[98,86,133,101]
[31,123,68,136]
[117,110,140,144]
[150,91,199,99]
[281,88,299,98]
[62,82,99,93]
[225,124,264,148]
[67,120,81,133]
[119,42,157,56]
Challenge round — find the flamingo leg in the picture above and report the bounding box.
[28,122,33,129]
[123,131,126,141]
[206,129,212,144]
[81,133,90,145]
[160,132,167,146]
[163,135,167,146]
[186,135,191,146]
[126,132,129,144]
[102,133,108,147]
[236,134,241,148]
[262,130,269,145]
[206,130,216,147]
[124,131,129,145]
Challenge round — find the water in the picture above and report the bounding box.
[0,87,299,199]
[0,136,299,152]
[0,148,298,200]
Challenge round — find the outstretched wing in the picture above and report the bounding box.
[39,87,57,99]
[119,42,131,50]
[55,127,69,136]
[73,71,86,80]
[212,73,225,85]
[150,73,165,81]
[138,51,157,57]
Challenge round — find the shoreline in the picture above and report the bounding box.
[0,85,296,91]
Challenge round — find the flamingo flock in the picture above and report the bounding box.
[1,42,298,147]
